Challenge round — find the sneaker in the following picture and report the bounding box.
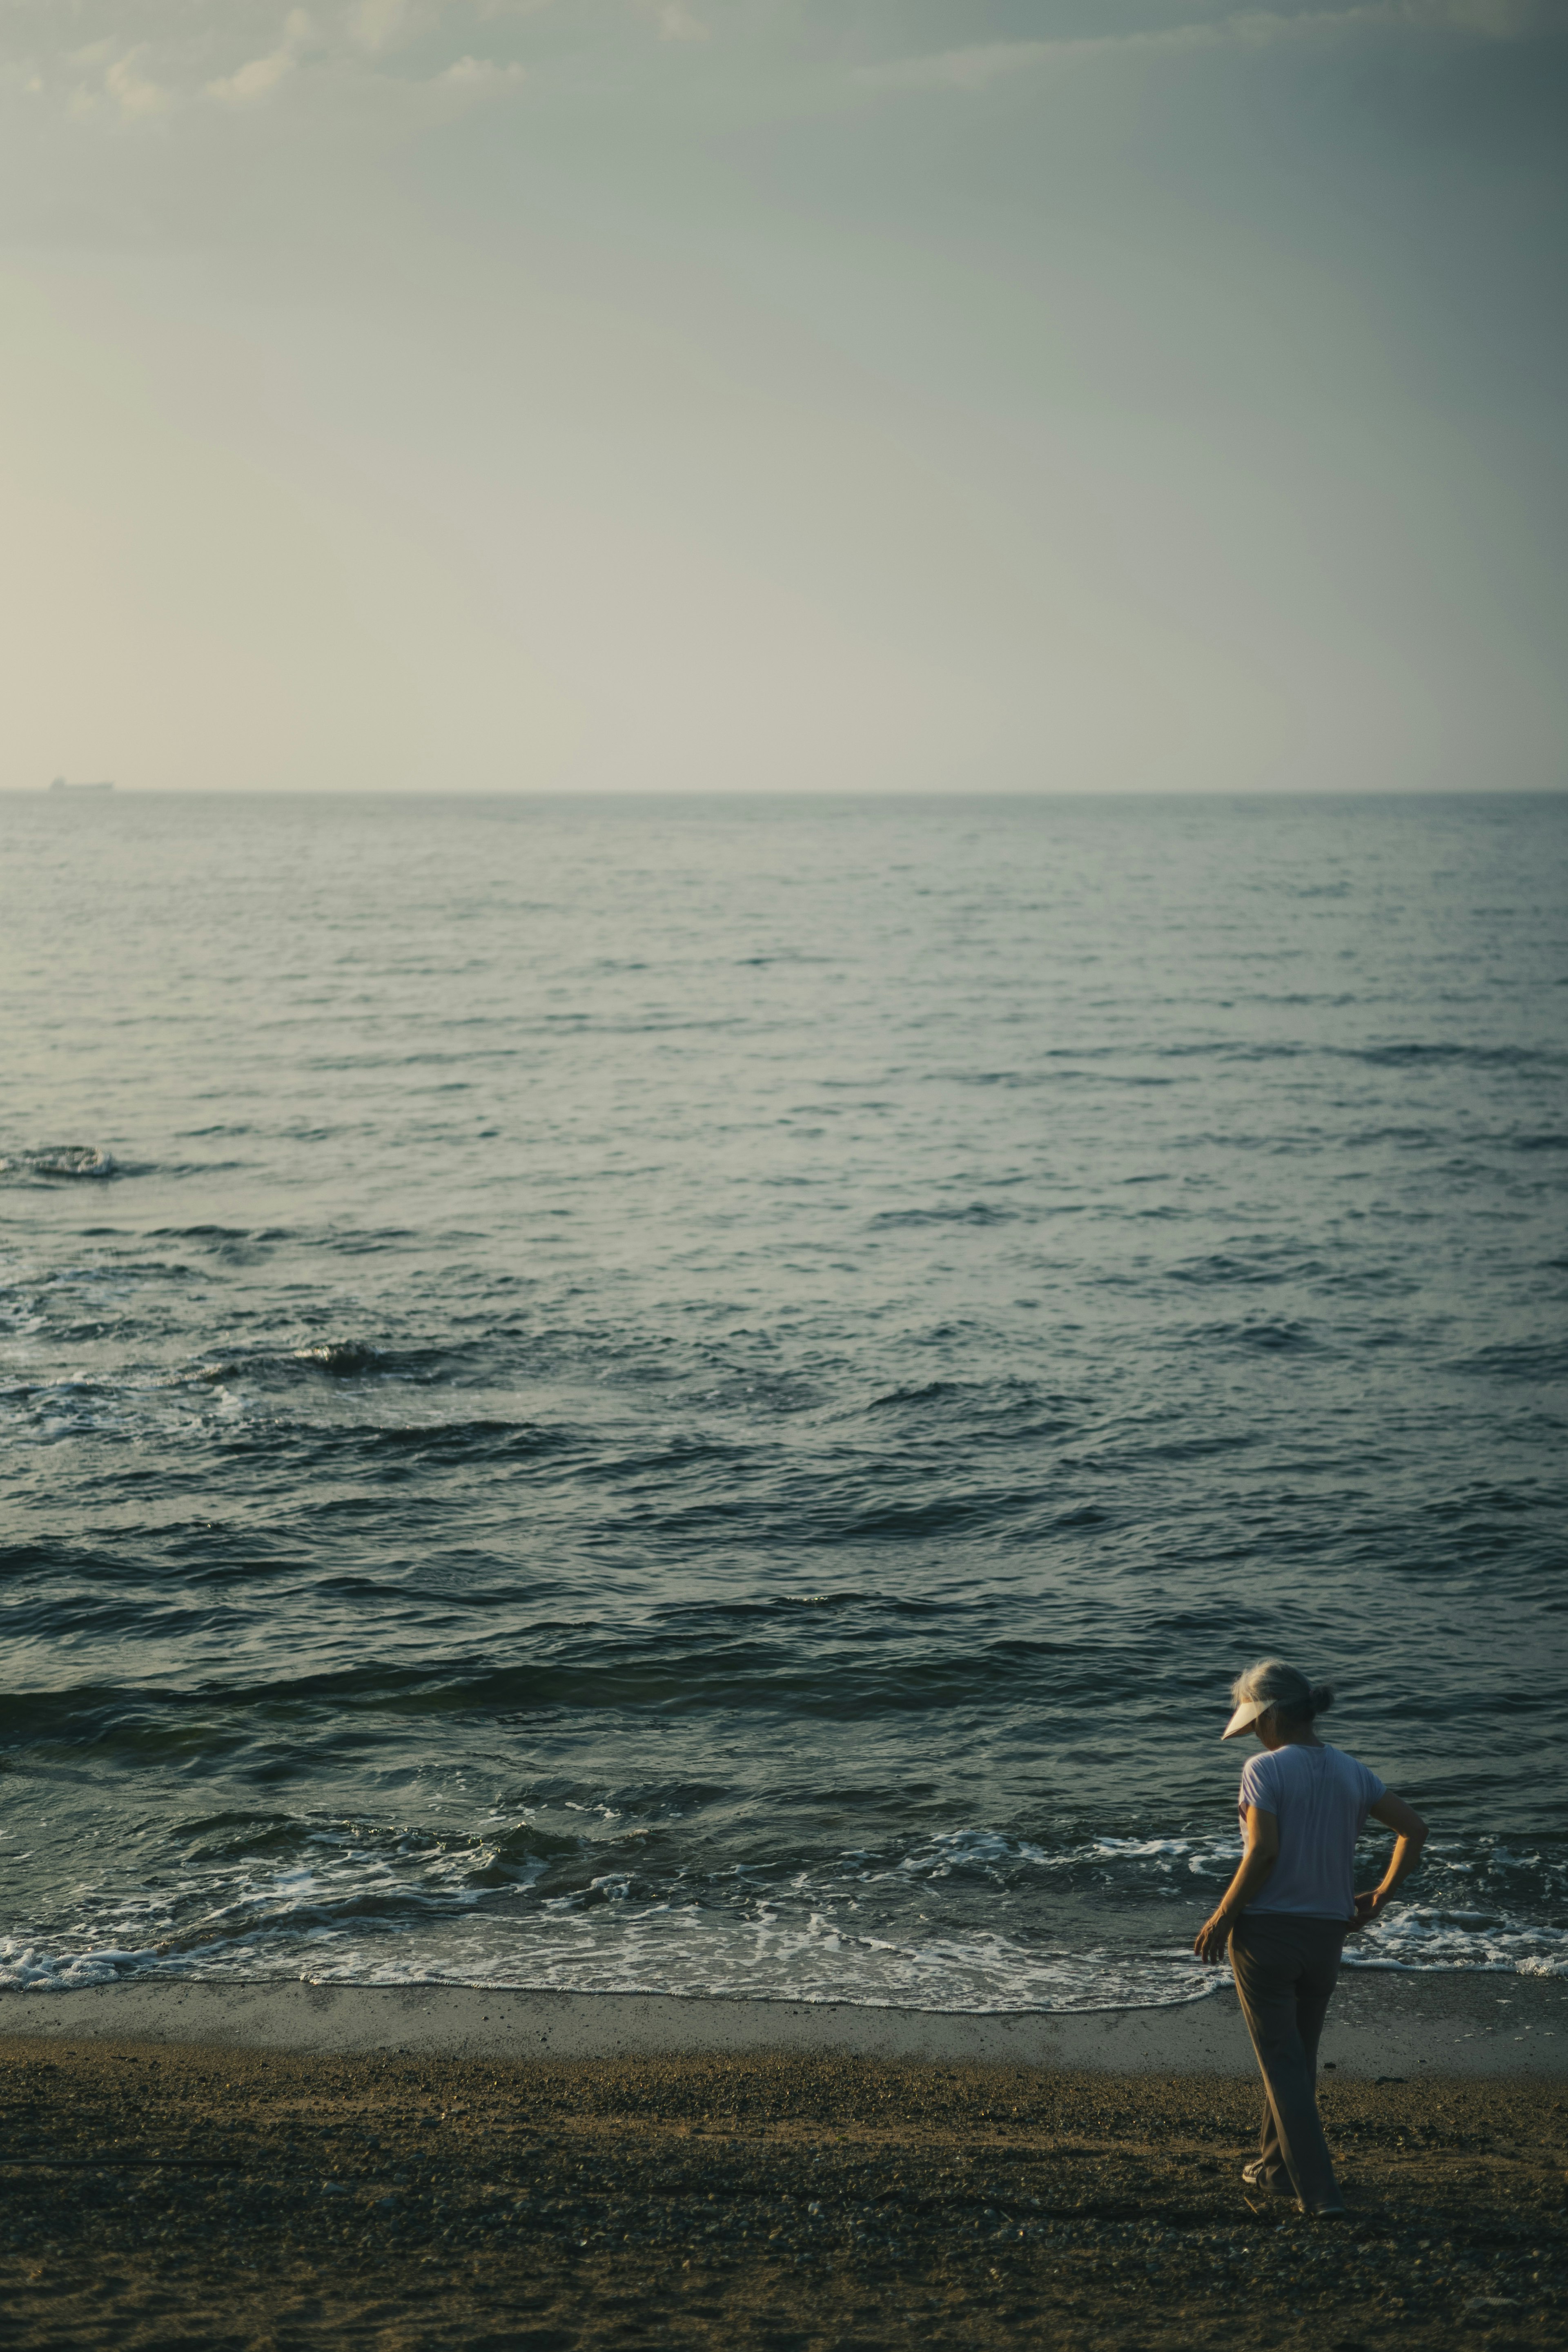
[1240,2160,1293,2196]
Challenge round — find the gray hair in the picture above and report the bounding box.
[1231,1659,1334,1728]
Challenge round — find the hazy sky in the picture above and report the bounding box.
[3,2,1565,792]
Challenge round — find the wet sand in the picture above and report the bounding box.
[3,1985,1566,2349]
[7,1968,1566,2075]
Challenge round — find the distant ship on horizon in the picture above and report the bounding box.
[49,776,114,792]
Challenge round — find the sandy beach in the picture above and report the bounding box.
[3,1979,1564,2349]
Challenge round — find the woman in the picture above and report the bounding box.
[1193,1660,1428,2215]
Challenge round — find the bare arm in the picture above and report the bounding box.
[1194,1806,1279,1964]
[1350,1791,1428,1932]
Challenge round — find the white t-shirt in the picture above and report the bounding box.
[1237,1741,1386,1922]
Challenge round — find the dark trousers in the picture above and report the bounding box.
[1228,1912,1347,2211]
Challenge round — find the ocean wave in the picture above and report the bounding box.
[4,1814,1561,2006]
[1344,1042,1564,1071]
[0,1145,119,1181]
[867,1203,1018,1229]
[0,1807,1225,2010]
[1189,1317,1320,1353]
[1458,1339,1568,1382]
[7,1908,1561,2006]
[186,1340,463,1387]
[0,1922,1220,2011]
[1347,1908,1568,1977]
[860,1378,1077,1433]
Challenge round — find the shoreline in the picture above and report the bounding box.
[5,1967,1565,2075]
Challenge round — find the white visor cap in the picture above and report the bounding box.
[1221,1696,1274,1740]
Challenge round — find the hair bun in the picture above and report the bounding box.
[1309,1682,1334,1716]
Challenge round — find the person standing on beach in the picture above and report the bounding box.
[1193,1660,1428,2216]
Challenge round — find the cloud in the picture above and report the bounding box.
[631,0,709,40]
[9,0,1552,131]
[206,11,314,108]
[8,0,543,123]
[103,45,176,118]
[438,51,528,85]
[1403,0,1542,27]
[50,31,176,120]
[858,0,1550,94]
[350,0,419,53]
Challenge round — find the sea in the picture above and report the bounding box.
[2,791,1565,2012]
